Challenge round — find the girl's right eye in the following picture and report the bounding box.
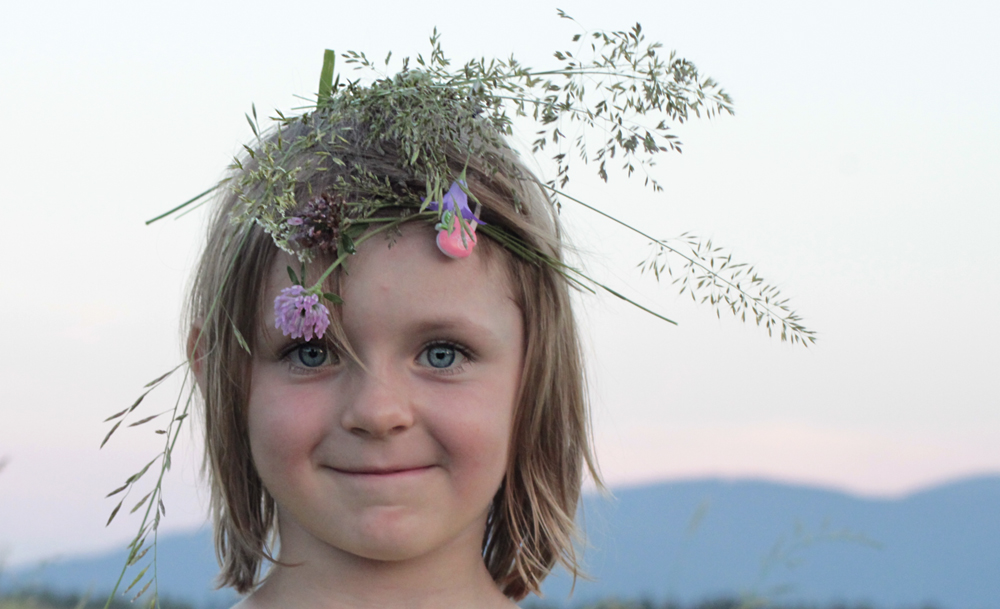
[287,343,337,369]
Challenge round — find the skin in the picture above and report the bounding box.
[231,225,523,609]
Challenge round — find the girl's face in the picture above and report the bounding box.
[248,225,523,566]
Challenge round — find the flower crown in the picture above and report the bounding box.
[103,13,814,608]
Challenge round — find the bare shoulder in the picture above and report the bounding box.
[227,596,254,609]
[225,585,278,609]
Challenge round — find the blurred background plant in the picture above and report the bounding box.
[0,590,193,609]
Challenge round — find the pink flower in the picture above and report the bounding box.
[436,223,478,258]
[273,285,330,340]
[427,180,483,259]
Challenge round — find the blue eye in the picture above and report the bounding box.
[296,344,329,367]
[425,345,456,368]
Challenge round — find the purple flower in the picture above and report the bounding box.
[285,193,347,254]
[273,285,330,341]
[426,181,484,225]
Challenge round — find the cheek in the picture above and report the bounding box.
[247,370,327,479]
[434,380,519,493]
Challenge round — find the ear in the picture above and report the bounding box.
[187,324,208,393]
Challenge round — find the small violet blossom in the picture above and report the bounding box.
[426,181,484,226]
[273,285,330,341]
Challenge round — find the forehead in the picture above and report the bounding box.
[261,223,521,342]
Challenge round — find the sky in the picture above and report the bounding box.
[1,0,998,567]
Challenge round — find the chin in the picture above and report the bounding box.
[337,528,448,563]
[332,511,485,565]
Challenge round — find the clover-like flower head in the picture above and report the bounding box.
[273,285,330,341]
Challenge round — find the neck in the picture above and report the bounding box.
[241,515,515,609]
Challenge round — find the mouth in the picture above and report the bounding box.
[328,465,434,476]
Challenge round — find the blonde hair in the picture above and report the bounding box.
[187,112,599,600]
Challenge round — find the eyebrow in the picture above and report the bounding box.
[407,317,504,344]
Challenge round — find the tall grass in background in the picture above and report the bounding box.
[0,590,194,609]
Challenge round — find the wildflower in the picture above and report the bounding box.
[273,285,330,340]
[286,192,347,254]
[426,180,483,225]
[435,218,478,258]
[427,180,483,258]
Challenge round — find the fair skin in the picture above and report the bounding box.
[231,224,523,609]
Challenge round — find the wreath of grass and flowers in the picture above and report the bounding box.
[100,11,815,608]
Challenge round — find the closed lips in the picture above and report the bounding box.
[330,465,433,475]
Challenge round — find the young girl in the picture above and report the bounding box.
[185,67,597,609]
[119,22,806,609]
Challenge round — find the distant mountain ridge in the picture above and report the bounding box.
[542,475,1000,608]
[6,476,999,609]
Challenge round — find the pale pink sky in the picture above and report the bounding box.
[1,0,998,566]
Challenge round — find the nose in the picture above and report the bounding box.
[340,368,414,439]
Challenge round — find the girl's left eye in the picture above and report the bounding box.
[417,343,468,370]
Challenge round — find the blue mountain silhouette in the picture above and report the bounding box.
[6,476,998,609]
[541,476,1000,608]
